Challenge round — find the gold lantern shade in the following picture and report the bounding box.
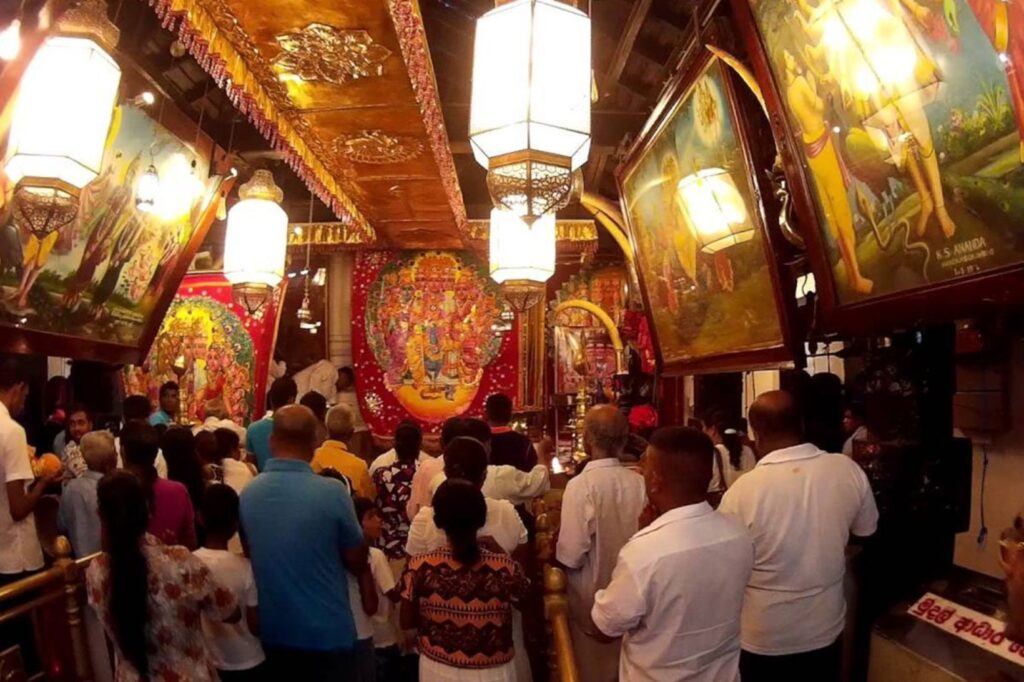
[224,170,288,314]
[676,168,753,254]
[470,0,591,222]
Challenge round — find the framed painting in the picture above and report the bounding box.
[731,0,1024,332]
[618,50,792,374]
[0,64,232,363]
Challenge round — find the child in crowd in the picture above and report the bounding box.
[348,496,399,682]
[193,485,265,681]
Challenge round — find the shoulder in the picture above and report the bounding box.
[156,478,189,498]
[485,497,518,517]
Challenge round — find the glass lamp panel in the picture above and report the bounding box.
[528,0,591,164]
[224,198,288,288]
[469,1,531,162]
[489,209,556,284]
[4,36,120,189]
[471,122,529,168]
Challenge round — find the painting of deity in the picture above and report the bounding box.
[620,57,785,369]
[0,102,222,360]
[747,0,1024,304]
[364,251,506,423]
[125,292,258,424]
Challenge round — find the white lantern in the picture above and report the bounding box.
[135,165,160,213]
[4,0,121,195]
[224,170,288,314]
[489,209,555,311]
[470,0,591,221]
[676,168,754,254]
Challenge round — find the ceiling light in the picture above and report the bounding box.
[224,170,288,316]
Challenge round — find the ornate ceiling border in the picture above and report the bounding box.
[465,219,599,243]
[147,0,376,242]
[287,221,374,248]
[385,0,468,232]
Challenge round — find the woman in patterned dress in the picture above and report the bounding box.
[86,471,240,682]
[401,479,529,682]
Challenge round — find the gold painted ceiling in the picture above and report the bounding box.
[149,0,466,248]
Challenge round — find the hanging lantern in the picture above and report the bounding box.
[224,170,288,315]
[489,209,555,311]
[135,164,160,213]
[676,168,753,254]
[470,0,591,222]
[0,19,21,61]
[4,0,121,239]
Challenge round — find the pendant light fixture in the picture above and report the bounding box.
[224,170,288,316]
[488,209,555,311]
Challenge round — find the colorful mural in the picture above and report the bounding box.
[749,0,1024,303]
[0,104,219,350]
[124,273,281,424]
[353,251,518,432]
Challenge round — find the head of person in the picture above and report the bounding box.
[748,390,805,458]
[204,397,228,421]
[80,431,117,474]
[300,391,328,424]
[462,418,492,454]
[120,420,160,471]
[0,357,29,417]
[704,410,744,469]
[122,395,153,423]
[440,417,467,449]
[484,393,513,427]
[67,404,94,445]
[583,404,628,460]
[201,484,239,543]
[158,382,180,417]
[336,366,355,392]
[325,404,355,444]
[269,404,318,462]
[193,430,219,465]
[213,428,241,462]
[353,496,382,543]
[393,421,422,463]
[161,427,205,506]
[433,478,487,566]
[96,470,151,676]
[644,427,715,514]
[267,377,298,412]
[443,436,488,488]
[843,402,866,436]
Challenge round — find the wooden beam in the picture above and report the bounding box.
[602,0,653,89]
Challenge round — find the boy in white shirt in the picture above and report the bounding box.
[348,497,399,681]
[193,484,265,680]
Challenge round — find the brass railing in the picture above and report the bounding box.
[0,536,97,681]
[535,490,579,682]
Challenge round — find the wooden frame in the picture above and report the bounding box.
[729,0,1024,336]
[616,37,796,375]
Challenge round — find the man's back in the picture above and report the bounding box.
[240,459,363,652]
[490,428,537,471]
[719,444,878,655]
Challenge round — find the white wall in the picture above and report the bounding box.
[953,337,1024,578]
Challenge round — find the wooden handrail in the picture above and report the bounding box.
[0,536,95,681]
[534,491,581,682]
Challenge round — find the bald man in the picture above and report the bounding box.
[592,427,753,681]
[240,405,370,679]
[557,405,647,682]
[719,391,878,682]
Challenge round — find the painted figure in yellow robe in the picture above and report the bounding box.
[781,48,875,294]
[406,324,427,386]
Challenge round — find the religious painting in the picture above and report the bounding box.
[123,273,282,424]
[352,251,519,433]
[0,102,223,362]
[551,267,627,395]
[619,56,786,371]
[746,0,1024,305]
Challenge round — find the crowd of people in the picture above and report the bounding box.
[1,356,1023,682]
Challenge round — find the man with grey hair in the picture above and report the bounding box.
[556,404,647,681]
[311,405,373,499]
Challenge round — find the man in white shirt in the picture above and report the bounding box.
[719,390,879,681]
[841,401,869,456]
[556,405,646,682]
[591,426,753,682]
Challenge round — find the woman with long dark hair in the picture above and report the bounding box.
[86,471,240,681]
[161,427,205,511]
[400,479,528,682]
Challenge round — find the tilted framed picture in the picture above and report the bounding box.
[618,48,794,375]
[731,0,1024,332]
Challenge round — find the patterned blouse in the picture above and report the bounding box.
[373,459,418,559]
[86,534,238,682]
[401,548,529,669]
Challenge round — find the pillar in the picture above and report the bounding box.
[327,252,354,367]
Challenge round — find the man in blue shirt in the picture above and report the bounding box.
[240,404,368,679]
[148,381,179,427]
[246,377,297,471]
